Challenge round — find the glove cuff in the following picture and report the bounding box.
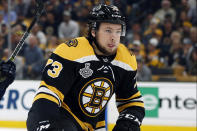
[117,113,141,126]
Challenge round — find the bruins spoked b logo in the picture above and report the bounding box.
[79,78,113,117]
[65,39,78,47]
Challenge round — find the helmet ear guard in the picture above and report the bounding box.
[88,4,126,36]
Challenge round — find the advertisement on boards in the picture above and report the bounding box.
[108,82,196,126]
[0,81,39,121]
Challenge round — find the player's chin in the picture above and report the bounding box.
[105,49,117,56]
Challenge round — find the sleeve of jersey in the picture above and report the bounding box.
[33,47,76,107]
[115,61,145,121]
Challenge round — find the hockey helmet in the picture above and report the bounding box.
[88,4,126,36]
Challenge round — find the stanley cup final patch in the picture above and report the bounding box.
[79,63,93,78]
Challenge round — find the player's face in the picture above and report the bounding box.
[94,23,122,56]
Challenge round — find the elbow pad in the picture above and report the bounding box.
[27,100,62,131]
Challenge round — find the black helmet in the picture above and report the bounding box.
[88,4,126,36]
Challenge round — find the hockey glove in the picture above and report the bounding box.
[112,113,141,131]
[0,60,16,98]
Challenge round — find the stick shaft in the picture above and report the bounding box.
[8,5,43,61]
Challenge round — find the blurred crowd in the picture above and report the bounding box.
[0,0,196,81]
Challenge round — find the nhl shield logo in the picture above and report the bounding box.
[79,63,93,78]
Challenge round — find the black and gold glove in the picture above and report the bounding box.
[113,113,141,131]
[0,60,16,99]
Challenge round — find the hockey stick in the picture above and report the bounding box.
[0,0,47,83]
[8,0,47,61]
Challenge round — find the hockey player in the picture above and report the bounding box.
[0,60,16,100]
[27,4,145,131]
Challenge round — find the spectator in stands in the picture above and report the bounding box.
[161,19,175,39]
[176,0,190,16]
[14,56,24,80]
[159,36,171,67]
[154,0,176,23]
[12,13,27,31]
[31,23,47,50]
[182,38,193,62]
[0,23,8,51]
[42,12,59,37]
[11,25,27,56]
[14,0,28,17]
[143,17,160,45]
[0,11,5,32]
[1,48,24,80]
[187,0,197,25]
[128,40,146,59]
[182,21,192,38]
[175,10,189,30]
[168,36,185,67]
[1,48,9,61]
[1,1,17,24]
[136,55,152,81]
[190,27,197,45]
[146,38,163,68]
[113,0,127,17]
[0,35,4,59]
[186,45,197,75]
[76,6,89,36]
[45,1,61,25]
[25,0,36,19]
[46,36,59,52]
[23,35,44,79]
[159,31,181,66]
[170,31,182,48]
[126,23,142,44]
[58,11,79,40]
[0,23,8,49]
[152,29,163,47]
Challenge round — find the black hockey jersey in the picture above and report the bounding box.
[32,37,144,130]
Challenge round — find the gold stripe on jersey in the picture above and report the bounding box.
[62,102,91,131]
[118,102,144,113]
[96,121,105,128]
[35,86,61,106]
[84,123,94,131]
[53,37,95,61]
[40,81,64,102]
[114,44,137,71]
[116,91,141,101]
[33,94,59,105]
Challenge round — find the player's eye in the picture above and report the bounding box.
[105,30,112,33]
[116,31,121,35]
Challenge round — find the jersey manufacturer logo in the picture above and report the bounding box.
[79,78,113,117]
[65,39,78,47]
[79,63,93,78]
[37,120,51,131]
[97,65,109,73]
[97,65,115,81]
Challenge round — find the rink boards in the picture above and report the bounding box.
[0,81,196,131]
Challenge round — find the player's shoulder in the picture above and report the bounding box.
[53,37,94,61]
[114,43,137,71]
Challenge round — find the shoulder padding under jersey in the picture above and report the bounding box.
[114,44,137,71]
[53,37,95,61]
